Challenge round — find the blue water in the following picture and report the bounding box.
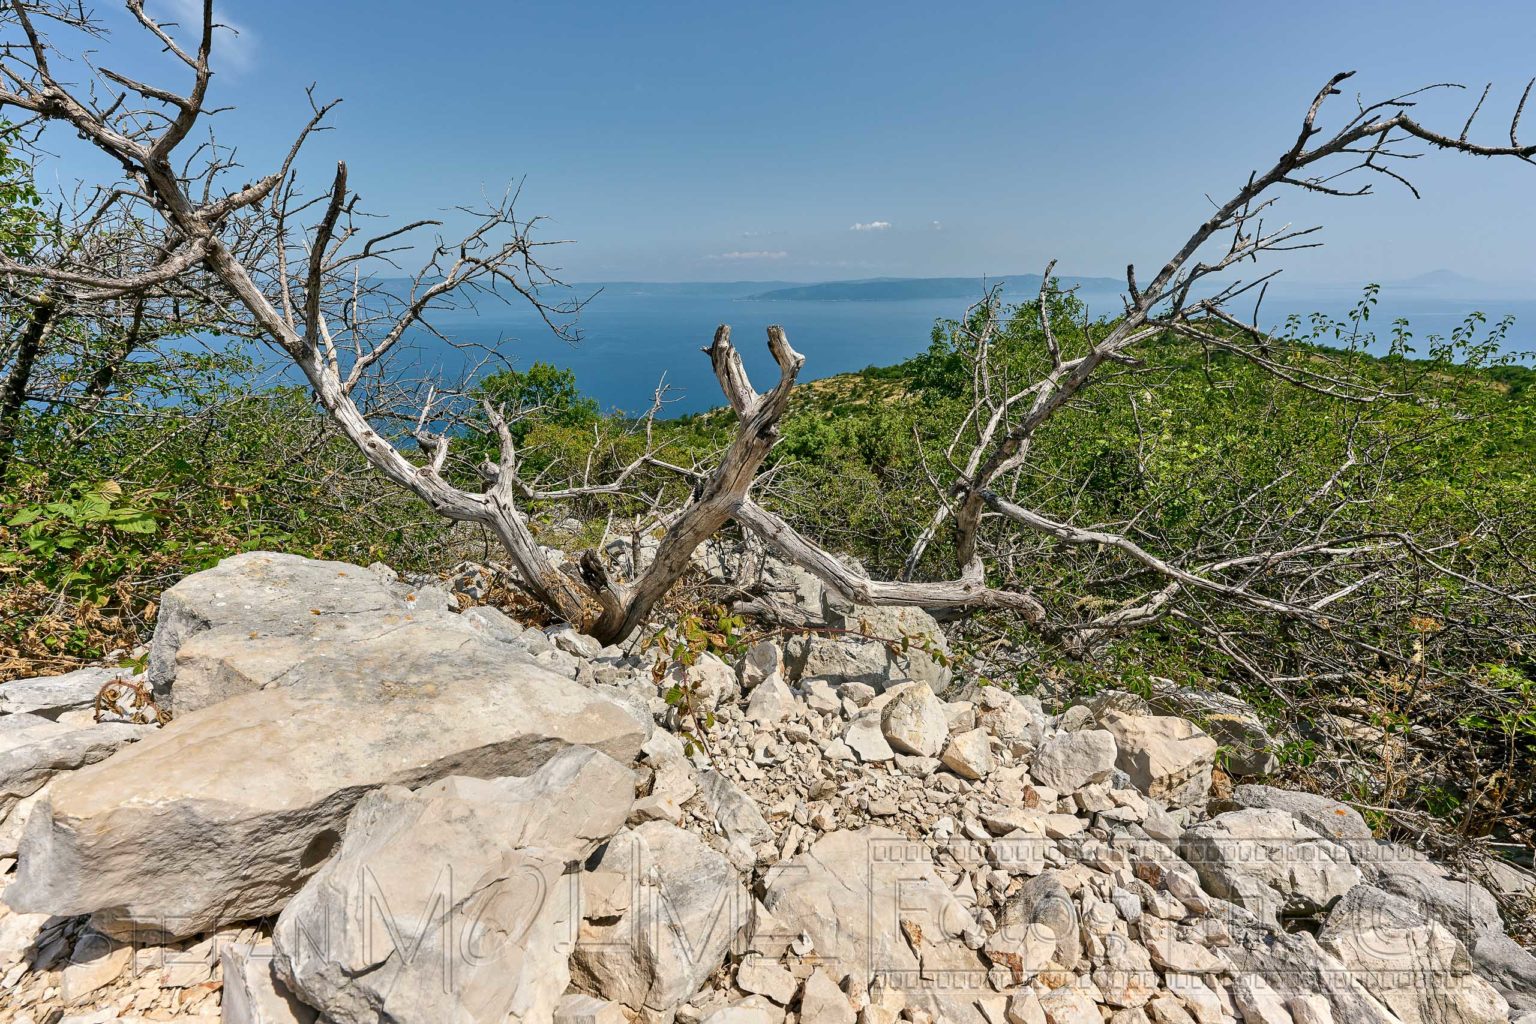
[407,280,1535,416]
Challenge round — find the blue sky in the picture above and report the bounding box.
[82,1,1536,285]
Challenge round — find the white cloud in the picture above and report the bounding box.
[707,250,789,261]
[850,221,892,232]
[930,220,943,231]
[160,0,258,72]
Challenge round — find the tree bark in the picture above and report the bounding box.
[0,294,58,480]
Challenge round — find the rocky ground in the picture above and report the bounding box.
[1,546,1534,1024]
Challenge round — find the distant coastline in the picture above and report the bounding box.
[746,274,1126,302]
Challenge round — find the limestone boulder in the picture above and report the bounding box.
[0,713,151,818]
[146,551,532,714]
[760,827,984,1022]
[221,941,317,1024]
[940,727,995,780]
[5,624,646,941]
[1178,808,1360,924]
[881,685,948,757]
[973,687,1044,756]
[695,770,774,849]
[737,641,784,690]
[1148,686,1277,777]
[0,667,121,719]
[1225,784,1372,845]
[1029,729,1116,794]
[1361,843,1536,1009]
[1319,884,1509,1024]
[571,821,750,1022]
[844,711,895,763]
[274,747,634,1024]
[744,674,795,726]
[1098,710,1216,810]
[820,594,951,685]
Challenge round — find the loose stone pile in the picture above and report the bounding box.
[0,549,1533,1024]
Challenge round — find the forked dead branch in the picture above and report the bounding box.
[2,0,1533,650]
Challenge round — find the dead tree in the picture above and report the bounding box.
[0,103,234,479]
[3,1,1533,646]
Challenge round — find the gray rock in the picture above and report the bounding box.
[760,827,982,1022]
[1029,729,1116,793]
[818,596,951,690]
[999,872,1081,970]
[1149,686,1277,777]
[1098,711,1216,810]
[555,993,629,1024]
[58,930,131,1004]
[549,624,603,659]
[745,674,795,726]
[0,667,121,719]
[735,955,797,1004]
[974,688,1044,755]
[1225,784,1372,845]
[881,685,948,757]
[6,624,646,941]
[696,770,774,848]
[798,967,855,1024]
[1319,884,1509,1024]
[1361,843,1536,1009]
[1178,808,1360,924]
[458,604,534,646]
[738,642,784,691]
[0,713,150,818]
[147,551,451,713]
[571,821,750,1022]
[221,941,317,1024]
[1220,913,1398,1024]
[783,635,899,689]
[844,711,895,763]
[940,727,995,780]
[275,747,633,1024]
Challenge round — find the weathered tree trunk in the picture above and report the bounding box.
[0,293,57,480]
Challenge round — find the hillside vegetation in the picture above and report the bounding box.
[5,284,1534,842]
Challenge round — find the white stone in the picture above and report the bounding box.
[59,932,130,1004]
[745,674,796,726]
[940,727,995,780]
[739,642,785,690]
[571,822,750,1021]
[0,668,122,719]
[274,747,635,1024]
[736,955,797,1005]
[555,993,629,1024]
[1318,884,1509,1024]
[1029,729,1116,793]
[844,711,895,763]
[1,713,151,819]
[1178,808,1360,923]
[880,686,948,758]
[6,626,646,941]
[1098,711,1217,810]
[762,828,979,1023]
[799,967,855,1024]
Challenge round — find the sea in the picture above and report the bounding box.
[397,279,1536,416]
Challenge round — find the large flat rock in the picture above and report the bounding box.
[4,621,647,941]
[0,713,151,818]
[0,667,122,719]
[147,550,491,714]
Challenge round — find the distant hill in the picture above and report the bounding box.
[746,274,1125,302]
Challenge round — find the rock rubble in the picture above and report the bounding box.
[0,548,1531,1024]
